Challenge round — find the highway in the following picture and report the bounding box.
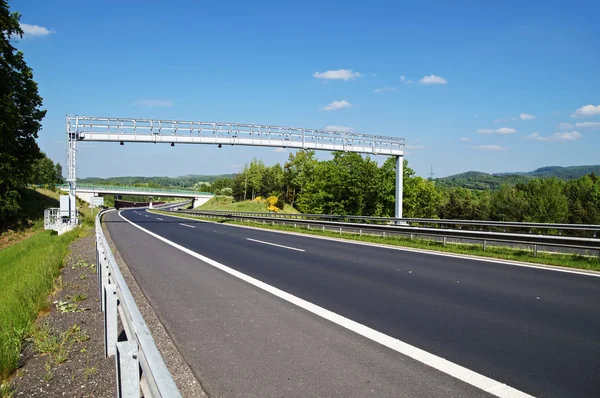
[105,209,600,397]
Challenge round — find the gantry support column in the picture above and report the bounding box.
[67,116,79,225]
[395,156,403,219]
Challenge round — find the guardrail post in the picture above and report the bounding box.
[104,284,118,357]
[339,227,342,234]
[483,240,487,251]
[116,341,140,398]
[443,237,446,247]
[101,252,110,312]
[96,241,102,310]
[533,245,538,257]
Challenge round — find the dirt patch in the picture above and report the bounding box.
[0,228,42,251]
[8,234,116,397]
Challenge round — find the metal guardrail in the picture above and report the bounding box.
[96,209,181,397]
[179,210,600,236]
[174,210,600,255]
[57,184,213,197]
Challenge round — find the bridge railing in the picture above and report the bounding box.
[57,184,213,196]
[96,209,181,397]
[172,209,600,256]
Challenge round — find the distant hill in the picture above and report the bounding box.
[78,174,237,187]
[436,165,600,190]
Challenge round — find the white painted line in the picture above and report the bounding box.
[246,238,305,252]
[150,211,600,278]
[156,218,163,221]
[145,215,149,217]
[118,211,533,398]
[179,223,195,229]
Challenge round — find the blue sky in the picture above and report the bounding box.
[10,0,600,178]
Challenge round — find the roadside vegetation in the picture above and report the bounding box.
[199,195,300,214]
[152,211,600,272]
[0,226,88,380]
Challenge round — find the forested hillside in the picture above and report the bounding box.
[436,165,600,190]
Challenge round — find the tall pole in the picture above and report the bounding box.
[67,116,78,225]
[395,155,403,219]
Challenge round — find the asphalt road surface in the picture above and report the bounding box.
[105,209,600,397]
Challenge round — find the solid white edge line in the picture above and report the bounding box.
[246,238,305,252]
[150,211,600,278]
[118,211,532,398]
[179,223,195,228]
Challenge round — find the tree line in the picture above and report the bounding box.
[220,150,600,224]
[1,5,61,231]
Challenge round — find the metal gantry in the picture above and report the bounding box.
[66,115,406,224]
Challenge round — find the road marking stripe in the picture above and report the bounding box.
[150,211,600,278]
[179,223,195,228]
[156,218,163,221]
[246,238,305,252]
[118,211,532,398]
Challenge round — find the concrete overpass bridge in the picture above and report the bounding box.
[57,184,213,208]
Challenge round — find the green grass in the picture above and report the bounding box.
[199,196,300,214]
[154,211,600,272]
[0,227,87,379]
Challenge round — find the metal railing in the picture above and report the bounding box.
[96,209,181,397]
[57,184,213,197]
[173,210,600,255]
[179,210,600,236]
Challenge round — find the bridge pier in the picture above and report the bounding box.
[395,155,403,219]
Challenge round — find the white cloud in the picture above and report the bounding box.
[313,69,361,81]
[524,131,582,141]
[400,75,412,83]
[519,113,536,120]
[477,127,517,135]
[273,147,287,153]
[571,104,600,118]
[419,75,447,85]
[472,145,505,151]
[19,23,54,37]
[405,145,424,149]
[324,125,354,132]
[323,100,351,111]
[134,99,174,108]
[575,121,600,128]
[557,123,574,130]
[374,87,398,93]
[461,137,472,142]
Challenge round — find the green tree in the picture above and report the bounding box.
[283,150,316,207]
[490,185,529,221]
[0,2,47,229]
[521,178,568,223]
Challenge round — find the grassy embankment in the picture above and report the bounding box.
[0,189,92,382]
[198,196,300,213]
[152,210,600,272]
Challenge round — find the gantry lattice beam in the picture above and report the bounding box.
[67,116,405,156]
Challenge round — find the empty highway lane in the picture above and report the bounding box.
[105,209,600,397]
